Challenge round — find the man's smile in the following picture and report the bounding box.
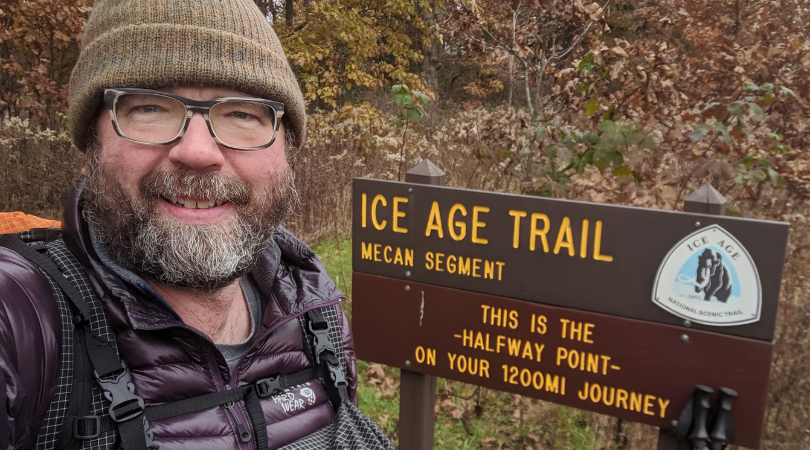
[164,195,228,209]
[159,195,236,223]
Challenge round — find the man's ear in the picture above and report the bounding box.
[81,164,90,176]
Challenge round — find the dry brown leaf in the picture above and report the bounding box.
[610,60,625,80]
[585,2,602,20]
[611,46,629,58]
[517,42,532,58]
[364,364,385,385]
[660,186,677,204]
[437,398,464,419]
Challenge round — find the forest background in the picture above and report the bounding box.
[1,0,808,448]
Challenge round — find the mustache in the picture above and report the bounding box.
[139,168,251,206]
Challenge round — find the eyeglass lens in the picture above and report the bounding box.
[114,93,278,149]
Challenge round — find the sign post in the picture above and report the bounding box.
[657,184,728,450]
[398,160,444,450]
[352,163,788,449]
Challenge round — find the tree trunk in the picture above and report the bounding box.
[421,2,442,96]
[422,42,439,97]
[508,7,518,107]
[535,56,548,118]
[523,61,534,119]
[286,0,294,27]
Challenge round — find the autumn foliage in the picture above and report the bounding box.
[0,0,92,126]
[1,0,809,448]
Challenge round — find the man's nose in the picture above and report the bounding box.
[166,113,226,170]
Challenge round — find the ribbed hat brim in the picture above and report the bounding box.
[69,23,306,151]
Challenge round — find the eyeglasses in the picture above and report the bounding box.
[103,88,285,150]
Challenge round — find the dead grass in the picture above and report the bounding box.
[0,114,84,218]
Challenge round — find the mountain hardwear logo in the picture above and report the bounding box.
[652,225,761,326]
[300,387,316,405]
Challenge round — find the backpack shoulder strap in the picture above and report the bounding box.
[44,238,121,450]
[0,234,156,450]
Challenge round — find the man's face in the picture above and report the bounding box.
[83,86,297,293]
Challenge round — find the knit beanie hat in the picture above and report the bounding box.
[68,0,306,152]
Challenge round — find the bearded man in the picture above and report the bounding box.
[0,0,390,449]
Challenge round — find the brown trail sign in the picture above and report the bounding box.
[351,166,788,449]
[353,274,772,448]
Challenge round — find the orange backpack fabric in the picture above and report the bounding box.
[0,212,61,234]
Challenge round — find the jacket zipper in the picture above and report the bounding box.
[198,343,253,450]
[226,402,253,443]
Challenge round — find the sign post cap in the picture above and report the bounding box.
[684,184,726,215]
[406,159,446,186]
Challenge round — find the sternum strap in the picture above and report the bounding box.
[144,366,323,422]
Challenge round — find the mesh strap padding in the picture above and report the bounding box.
[321,305,347,370]
[33,262,74,450]
[278,402,393,450]
[30,237,119,450]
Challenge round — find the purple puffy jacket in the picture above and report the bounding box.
[0,181,357,450]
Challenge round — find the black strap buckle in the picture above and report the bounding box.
[308,321,337,366]
[255,375,283,398]
[326,362,349,396]
[94,365,145,423]
[74,415,101,440]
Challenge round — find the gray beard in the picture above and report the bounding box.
[82,156,297,294]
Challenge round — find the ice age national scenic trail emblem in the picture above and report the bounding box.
[652,225,762,326]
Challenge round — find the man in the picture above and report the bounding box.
[0,0,385,449]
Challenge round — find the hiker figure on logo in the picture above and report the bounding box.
[694,249,733,302]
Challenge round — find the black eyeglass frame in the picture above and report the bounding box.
[102,88,286,151]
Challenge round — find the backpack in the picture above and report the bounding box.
[0,212,61,234]
[0,230,392,450]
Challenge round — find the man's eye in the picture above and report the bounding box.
[230,111,257,121]
[134,105,162,113]
[123,104,166,115]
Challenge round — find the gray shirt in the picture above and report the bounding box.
[217,277,262,372]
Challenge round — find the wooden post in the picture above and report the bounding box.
[405,159,446,186]
[683,184,727,215]
[657,429,691,450]
[657,183,727,450]
[399,371,436,450]
[398,159,444,450]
